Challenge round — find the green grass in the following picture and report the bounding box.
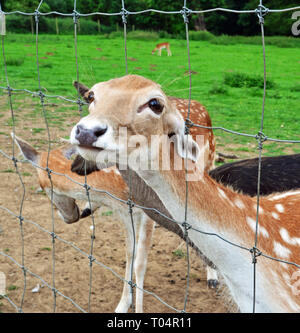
[7,285,18,291]
[172,249,186,259]
[0,33,299,156]
[32,128,45,134]
[101,211,113,216]
[1,169,15,173]
[22,172,32,177]
[41,247,51,251]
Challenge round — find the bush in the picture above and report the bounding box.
[6,15,109,35]
[40,63,53,68]
[224,72,275,89]
[127,30,159,41]
[76,19,99,35]
[108,31,124,39]
[291,84,300,92]
[210,34,236,45]
[6,14,33,33]
[209,83,228,95]
[158,30,172,39]
[266,36,300,48]
[189,30,215,41]
[210,34,300,48]
[6,56,25,66]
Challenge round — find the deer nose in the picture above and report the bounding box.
[75,124,107,146]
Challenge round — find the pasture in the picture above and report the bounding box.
[1,34,300,157]
[0,32,299,313]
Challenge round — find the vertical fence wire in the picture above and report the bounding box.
[1,33,27,313]
[0,1,299,313]
[34,0,58,312]
[73,0,97,313]
[182,0,192,313]
[121,0,136,313]
[252,0,268,313]
[73,0,82,117]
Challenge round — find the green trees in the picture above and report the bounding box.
[2,0,299,36]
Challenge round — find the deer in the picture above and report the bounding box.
[72,79,219,288]
[11,88,217,312]
[209,154,300,197]
[11,134,153,313]
[69,74,300,313]
[152,42,172,56]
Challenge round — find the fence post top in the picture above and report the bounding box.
[256,4,269,24]
[181,6,191,24]
[121,7,129,24]
[73,9,80,24]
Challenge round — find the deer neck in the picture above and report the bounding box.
[128,165,267,312]
[118,167,215,268]
[125,145,281,312]
[117,144,300,312]
[133,146,253,244]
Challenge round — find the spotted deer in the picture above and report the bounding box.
[209,153,300,197]
[12,134,153,313]
[70,74,300,312]
[12,86,217,312]
[73,78,218,287]
[152,42,172,56]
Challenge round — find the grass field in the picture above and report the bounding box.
[0,33,299,313]
[0,33,300,158]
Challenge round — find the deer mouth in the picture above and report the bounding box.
[78,144,104,152]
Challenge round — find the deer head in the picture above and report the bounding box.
[70,75,201,172]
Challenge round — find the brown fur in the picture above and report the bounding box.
[38,149,128,200]
[162,146,300,311]
[72,75,300,312]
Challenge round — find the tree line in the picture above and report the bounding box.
[2,0,299,36]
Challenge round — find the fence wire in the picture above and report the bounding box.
[0,0,300,314]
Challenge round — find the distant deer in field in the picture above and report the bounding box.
[70,74,300,312]
[152,42,172,56]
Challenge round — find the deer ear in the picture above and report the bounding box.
[164,111,185,136]
[73,81,90,97]
[11,133,40,164]
[164,109,200,162]
[171,134,200,163]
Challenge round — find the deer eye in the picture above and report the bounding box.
[148,99,163,114]
[84,91,94,103]
[87,91,94,103]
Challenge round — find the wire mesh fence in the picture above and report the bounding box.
[0,0,300,313]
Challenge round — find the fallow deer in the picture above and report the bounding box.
[152,42,172,56]
[209,154,300,197]
[72,79,218,288]
[70,74,300,313]
[12,86,217,312]
[12,134,154,313]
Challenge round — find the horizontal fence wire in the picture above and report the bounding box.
[0,205,181,313]
[0,0,300,314]
[2,5,300,16]
[1,152,299,274]
[1,86,300,144]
